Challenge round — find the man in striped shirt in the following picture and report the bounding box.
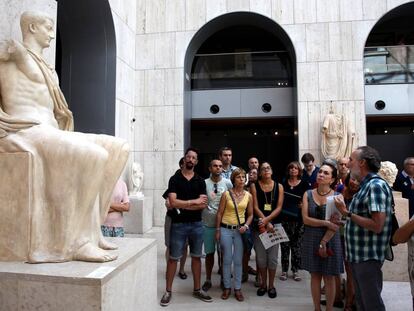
[334,146,392,311]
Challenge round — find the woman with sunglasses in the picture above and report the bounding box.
[250,162,284,298]
[301,162,344,311]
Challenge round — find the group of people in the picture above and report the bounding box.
[159,145,412,311]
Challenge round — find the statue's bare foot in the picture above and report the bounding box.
[99,237,118,250]
[74,242,118,262]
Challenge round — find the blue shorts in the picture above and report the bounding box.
[203,226,217,255]
[101,225,124,237]
[170,221,203,260]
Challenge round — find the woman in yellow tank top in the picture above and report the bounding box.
[215,168,253,302]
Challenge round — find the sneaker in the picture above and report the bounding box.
[202,280,212,291]
[193,289,213,303]
[160,291,172,307]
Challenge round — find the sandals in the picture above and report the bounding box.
[293,272,301,281]
[279,272,288,281]
[178,272,187,279]
[234,289,244,302]
[221,288,231,300]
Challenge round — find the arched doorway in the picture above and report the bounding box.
[56,0,116,135]
[184,12,297,179]
[364,3,414,169]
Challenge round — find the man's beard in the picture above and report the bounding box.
[350,167,361,182]
[185,162,194,170]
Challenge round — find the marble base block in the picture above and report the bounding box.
[383,191,409,282]
[0,238,157,311]
[124,196,153,234]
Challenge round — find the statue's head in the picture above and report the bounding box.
[20,11,55,48]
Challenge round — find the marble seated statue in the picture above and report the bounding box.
[0,11,129,263]
[130,162,144,198]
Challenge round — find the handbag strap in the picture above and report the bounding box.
[228,190,243,226]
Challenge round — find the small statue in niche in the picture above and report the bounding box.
[130,162,144,198]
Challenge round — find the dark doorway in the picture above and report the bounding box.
[367,116,414,170]
[191,118,295,181]
[56,0,116,135]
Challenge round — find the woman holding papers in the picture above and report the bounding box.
[301,162,344,311]
[250,162,284,298]
[280,161,309,282]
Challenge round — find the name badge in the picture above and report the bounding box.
[264,203,272,211]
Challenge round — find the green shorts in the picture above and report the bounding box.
[203,226,218,255]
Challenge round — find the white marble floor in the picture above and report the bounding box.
[132,228,412,311]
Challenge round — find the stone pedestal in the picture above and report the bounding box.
[383,191,409,281]
[124,196,153,234]
[0,237,157,311]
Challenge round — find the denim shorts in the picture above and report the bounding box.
[101,225,124,237]
[170,221,203,260]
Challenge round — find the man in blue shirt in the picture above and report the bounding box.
[334,146,392,311]
[219,147,238,180]
[393,157,414,217]
[301,153,319,189]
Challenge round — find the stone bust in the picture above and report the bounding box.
[0,11,129,263]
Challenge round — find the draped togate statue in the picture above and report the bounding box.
[0,11,129,263]
[321,112,355,161]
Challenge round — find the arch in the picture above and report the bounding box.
[56,0,116,135]
[363,1,414,169]
[183,11,297,148]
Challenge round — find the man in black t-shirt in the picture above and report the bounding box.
[160,148,213,306]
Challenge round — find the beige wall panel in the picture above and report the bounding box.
[145,0,165,33]
[136,34,156,70]
[329,22,353,61]
[297,62,319,101]
[250,0,272,17]
[294,0,317,23]
[155,33,176,69]
[144,69,166,107]
[319,62,339,101]
[186,0,206,30]
[306,23,330,61]
[283,24,306,62]
[227,0,250,11]
[271,0,294,24]
[316,0,339,22]
[340,0,363,21]
[362,0,387,20]
[166,0,186,32]
[134,107,154,151]
[206,0,227,21]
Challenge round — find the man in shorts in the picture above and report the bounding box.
[201,159,232,291]
[160,148,212,306]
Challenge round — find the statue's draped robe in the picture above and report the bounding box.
[321,113,354,161]
[0,50,128,263]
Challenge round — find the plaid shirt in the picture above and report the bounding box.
[345,173,392,263]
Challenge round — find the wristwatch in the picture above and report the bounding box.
[244,224,249,230]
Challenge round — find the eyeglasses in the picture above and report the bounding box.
[214,183,218,194]
[261,166,271,171]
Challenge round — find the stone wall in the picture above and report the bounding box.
[132,0,414,226]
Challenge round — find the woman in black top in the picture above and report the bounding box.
[280,161,309,281]
[250,162,284,298]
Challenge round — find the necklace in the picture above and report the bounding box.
[233,189,244,197]
[317,188,332,196]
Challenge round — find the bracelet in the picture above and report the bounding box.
[244,224,249,229]
[321,239,328,244]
